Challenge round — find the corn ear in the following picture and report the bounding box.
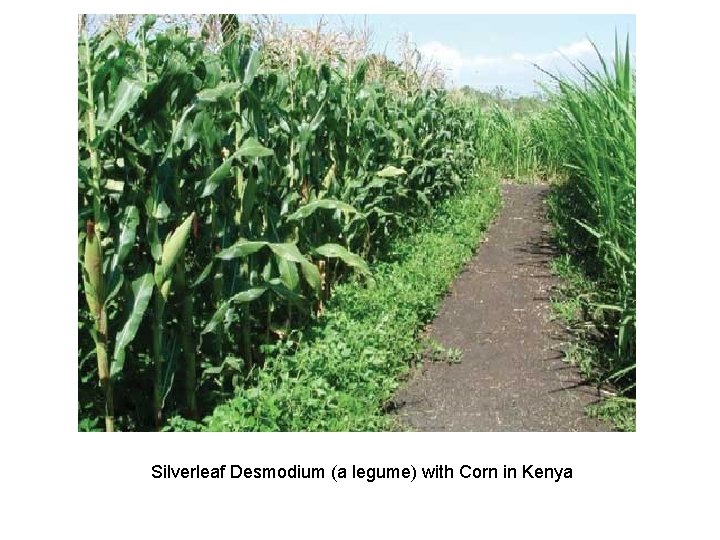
[322,162,336,189]
[83,220,104,315]
[155,212,195,286]
[83,220,113,430]
[152,212,194,426]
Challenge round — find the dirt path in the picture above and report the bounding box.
[392,184,610,431]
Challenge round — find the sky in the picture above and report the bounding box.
[277,14,636,95]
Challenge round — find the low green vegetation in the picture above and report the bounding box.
[193,176,498,431]
[550,256,635,431]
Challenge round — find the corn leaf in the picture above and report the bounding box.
[276,255,299,290]
[200,155,235,198]
[268,243,321,291]
[196,82,242,103]
[111,272,154,379]
[287,199,358,221]
[236,137,274,158]
[202,287,267,334]
[216,240,268,260]
[99,78,144,136]
[376,165,407,178]
[314,243,370,274]
[243,50,261,86]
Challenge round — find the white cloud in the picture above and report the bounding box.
[418,41,464,79]
[558,39,595,57]
[416,39,599,91]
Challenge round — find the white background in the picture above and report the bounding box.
[2,1,718,538]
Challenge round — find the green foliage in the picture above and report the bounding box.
[79,18,633,433]
[540,37,636,429]
[587,398,636,432]
[547,37,636,396]
[202,176,500,431]
[421,337,464,364]
[550,248,635,431]
[469,104,565,181]
[449,86,565,182]
[78,21,488,430]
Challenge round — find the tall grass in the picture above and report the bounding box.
[546,37,636,397]
[472,104,564,181]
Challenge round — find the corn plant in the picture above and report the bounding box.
[78,18,483,431]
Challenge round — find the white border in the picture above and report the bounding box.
[3,2,719,537]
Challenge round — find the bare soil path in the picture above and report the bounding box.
[392,184,610,431]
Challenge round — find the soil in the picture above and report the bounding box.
[391,184,611,431]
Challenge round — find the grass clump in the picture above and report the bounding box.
[540,37,636,430]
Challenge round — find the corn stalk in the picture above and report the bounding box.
[81,30,114,432]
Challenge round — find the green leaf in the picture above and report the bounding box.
[243,50,261,86]
[202,287,267,334]
[276,255,299,290]
[314,243,370,274]
[114,206,139,268]
[366,177,389,190]
[94,31,121,59]
[230,287,268,303]
[267,242,306,264]
[268,243,321,292]
[146,216,162,262]
[237,137,274,158]
[191,259,216,289]
[239,168,258,227]
[105,205,140,304]
[353,59,368,85]
[111,272,154,379]
[141,15,157,33]
[268,280,305,305]
[299,259,321,292]
[216,240,268,260]
[417,191,431,208]
[196,82,242,103]
[158,337,179,413]
[377,165,407,178]
[200,155,235,198]
[202,303,230,335]
[287,199,359,221]
[309,103,325,132]
[162,104,196,162]
[104,179,125,192]
[154,201,171,220]
[100,78,144,136]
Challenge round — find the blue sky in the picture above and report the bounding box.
[277,15,636,94]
